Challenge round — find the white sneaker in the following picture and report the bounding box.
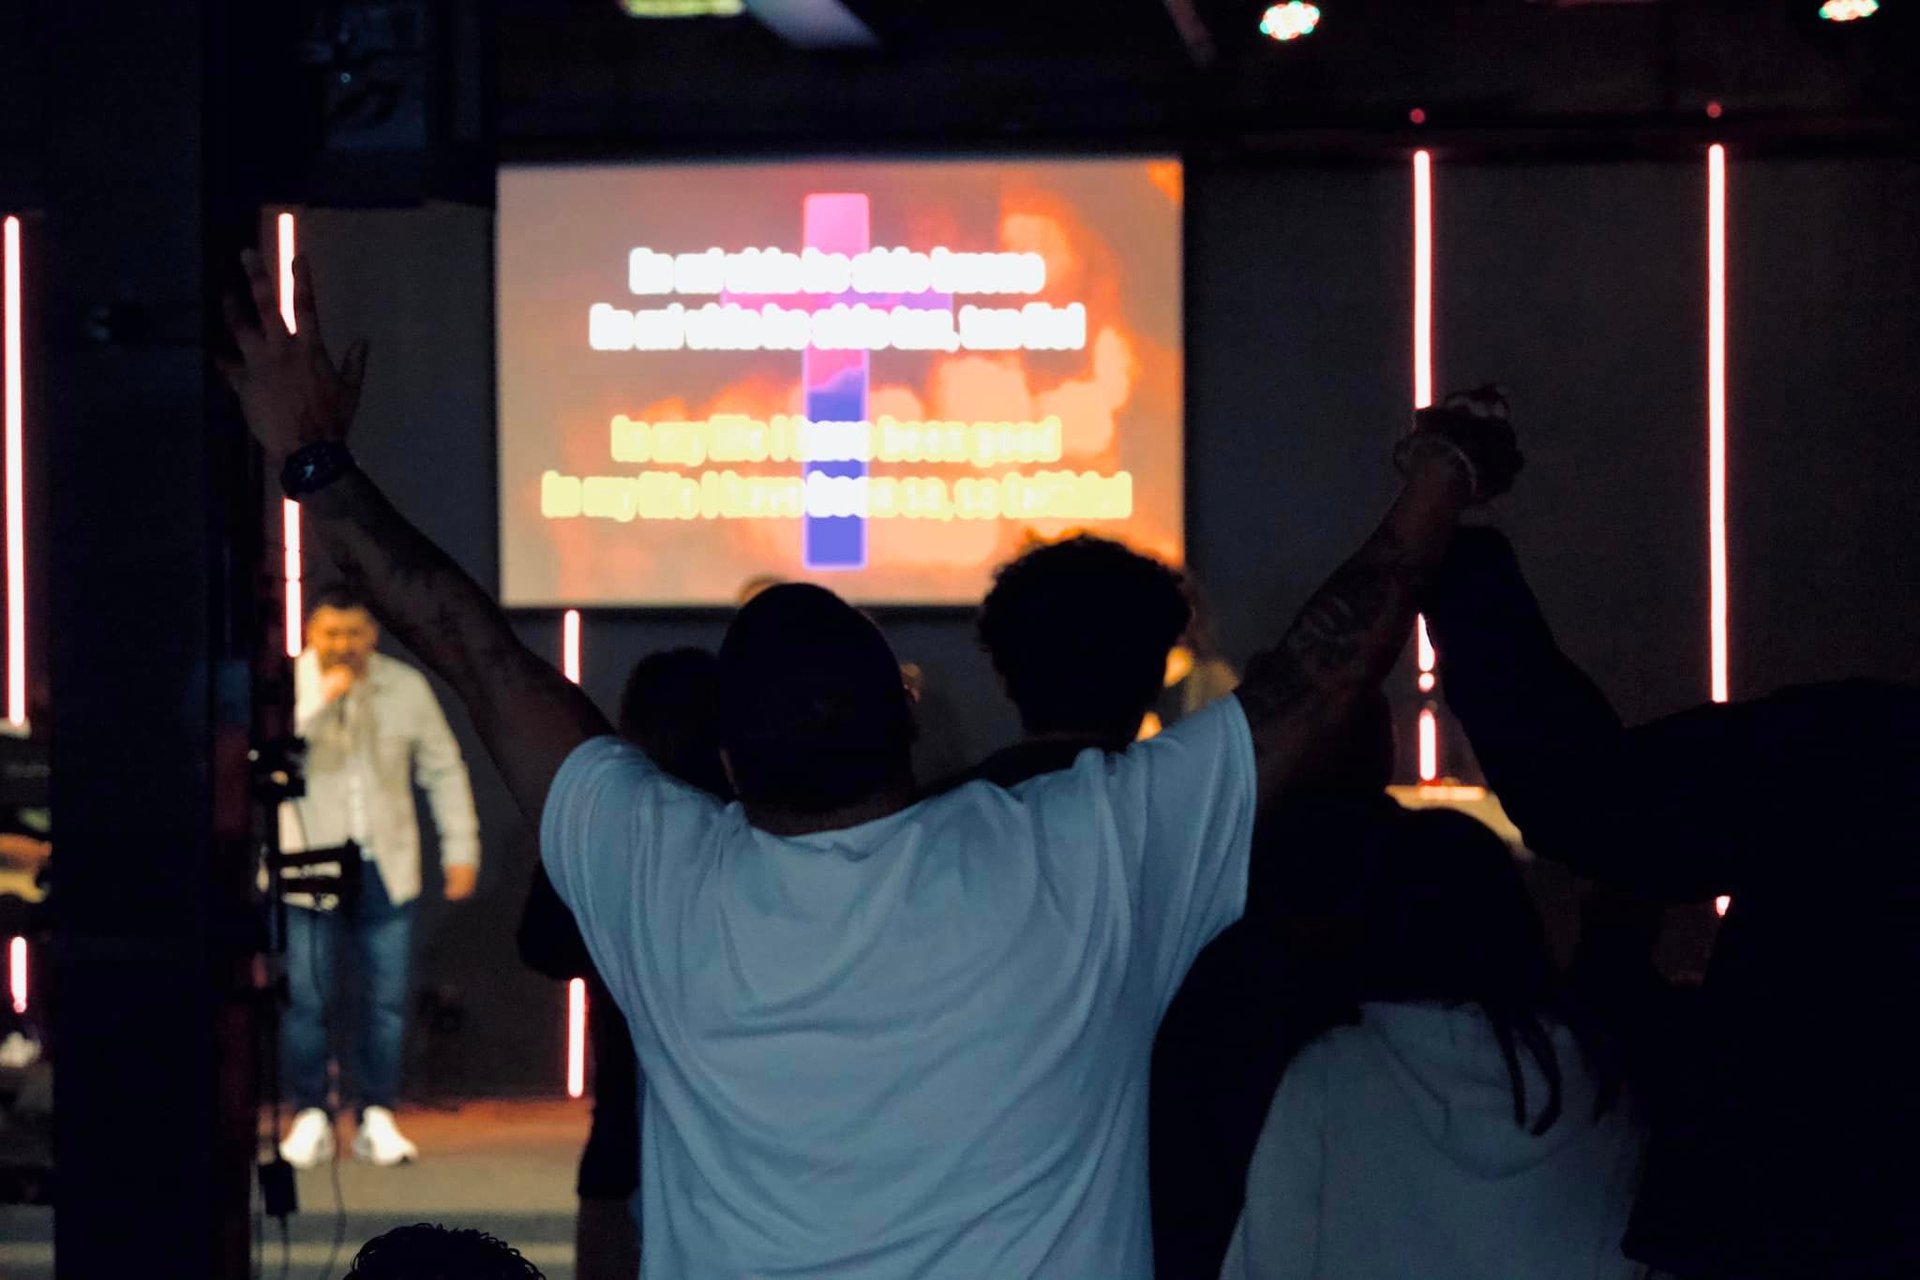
[0,1031,40,1069]
[352,1106,418,1166]
[279,1108,335,1170]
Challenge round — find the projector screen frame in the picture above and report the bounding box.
[492,149,1190,615]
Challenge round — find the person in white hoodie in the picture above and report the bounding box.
[1221,808,1644,1280]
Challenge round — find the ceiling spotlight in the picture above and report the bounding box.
[619,0,744,16]
[1818,0,1878,19]
[1260,2,1322,41]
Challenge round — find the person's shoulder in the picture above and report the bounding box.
[370,652,436,699]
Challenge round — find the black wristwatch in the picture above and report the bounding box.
[281,441,356,499]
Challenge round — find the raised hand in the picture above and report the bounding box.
[1395,384,1524,505]
[217,252,369,464]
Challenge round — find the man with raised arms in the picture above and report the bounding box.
[221,250,1519,1280]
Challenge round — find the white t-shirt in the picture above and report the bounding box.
[541,697,1258,1279]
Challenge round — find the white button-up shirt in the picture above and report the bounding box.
[278,649,480,906]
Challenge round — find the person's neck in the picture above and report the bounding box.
[744,782,917,837]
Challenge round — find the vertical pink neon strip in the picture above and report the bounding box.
[562,610,581,685]
[1412,152,1434,412]
[1707,146,1730,705]
[561,612,585,1096]
[282,500,303,659]
[7,935,24,1015]
[4,215,25,727]
[1417,708,1439,783]
[566,977,588,1100]
[276,212,298,334]
[1412,153,1440,779]
[277,213,304,659]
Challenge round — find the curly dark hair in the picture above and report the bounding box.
[978,535,1193,744]
[343,1224,545,1280]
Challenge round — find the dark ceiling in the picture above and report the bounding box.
[492,0,1917,152]
[3,1,1914,213]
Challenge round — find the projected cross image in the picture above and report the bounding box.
[497,159,1185,607]
[720,193,955,571]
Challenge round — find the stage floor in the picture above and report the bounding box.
[0,1097,592,1280]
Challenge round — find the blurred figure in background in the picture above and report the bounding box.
[1148,692,1397,1280]
[952,533,1192,789]
[519,648,730,1280]
[1425,527,1920,1278]
[1222,807,1643,1280]
[278,585,480,1169]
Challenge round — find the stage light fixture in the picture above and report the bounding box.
[620,0,745,16]
[1818,0,1878,20]
[1259,2,1321,41]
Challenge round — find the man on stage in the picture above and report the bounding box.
[277,586,481,1168]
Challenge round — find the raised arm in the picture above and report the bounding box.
[221,252,611,821]
[1234,390,1520,809]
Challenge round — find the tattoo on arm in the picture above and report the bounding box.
[302,470,611,817]
[1237,473,1462,800]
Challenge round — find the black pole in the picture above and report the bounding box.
[41,3,311,1275]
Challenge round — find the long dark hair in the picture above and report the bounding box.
[1356,807,1617,1135]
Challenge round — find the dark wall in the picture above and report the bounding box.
[301,152,1920,1095]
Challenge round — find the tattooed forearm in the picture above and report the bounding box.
[1236,465,1467,802]
[301,468,611,818]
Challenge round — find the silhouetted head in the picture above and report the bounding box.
[718,584,914,814]
[978,535,1193,747]
[618,647,731,801]
[1359,808,1552,1008]
[1358,808,1595,1133]
[344,1224,544,1280]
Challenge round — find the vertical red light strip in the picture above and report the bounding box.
[277,213,304,658]
[4,215,26,727]
[566,977,588,1099]
[276,212,298,333]
[282,500,303,659]
[1707,146,1730,705]
[7,935,25,1015]
[562,609,582,685]
[562,611,586,1097]
[1412,153,1441,781]
[1412,151,1434,412]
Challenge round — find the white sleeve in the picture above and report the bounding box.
[538,736,721,987]
[1102,696,1258,1007]
[1227,1041,1330,1280]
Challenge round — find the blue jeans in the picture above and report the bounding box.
[281,863,413,1114]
